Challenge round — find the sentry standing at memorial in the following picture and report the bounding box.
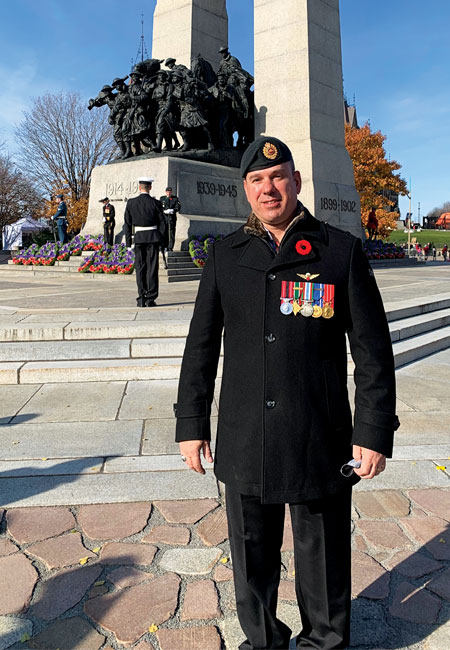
[159,186,181,252]
[174,137,399,649]
[124,177,166,308]
[99,197,115,246]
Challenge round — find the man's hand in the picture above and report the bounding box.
[179,440,213,475]
[352,445,386,480]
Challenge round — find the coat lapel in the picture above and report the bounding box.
[237,236,275,271]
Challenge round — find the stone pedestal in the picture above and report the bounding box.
[254,0,362,237]
[83,156,247,247]
[152,0,228,70]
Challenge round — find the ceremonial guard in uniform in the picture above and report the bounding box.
[124,177,166,307]
[159,187,181,251]
[51,194,68,243]
[175,137,399,649]
[99,197,115,246]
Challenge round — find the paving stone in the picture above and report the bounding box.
[390,581,441,623]
[0,384,40,424]
[408,488,450,521]
[0,615,33,650]
[154,498,219,524]
[160,547,223,575]
[197,507,228,547]
[402,516,450,560]
[142,525,190,546]
[26,533,96,569]
[279,580,297,601]
[353,460,450,490]
[100,542,157,566]
[0,553,38,614]
[351,551,390,599]
[32,564,102,620]
[352,535,369,552]
[78,502,151,540]
[157,627,222,650]
[27,615,105,649]
[0,538,19,556]
[356,520,411,549]
[349,599,388,648]
[426,567,450,600]
[181,579,221,621]
[84,573,180,646]
[423,620,450,650]
[6,506,75,543]
[107,566,154,589]
[382,550,443,578]
[214,565,234,582]
[282,509,294,551]
[220,615,246,650]
[133,642,156,650]
[352,490,411,518]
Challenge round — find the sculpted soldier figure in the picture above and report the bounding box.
[171,71,214,151]
[208,72,236,149]
[152,70,178,152]
[175,137,399,649]
[110,77,132,158]
[165,57,189,78]
[123,70,151,156]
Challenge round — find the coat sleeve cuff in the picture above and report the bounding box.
[173,400,211,442]
[352,405,400,457]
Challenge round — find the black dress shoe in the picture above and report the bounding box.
[145,300,157,307]
[136,298,145,307]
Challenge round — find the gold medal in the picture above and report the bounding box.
[293,300,301,316]
[312,305,322,318]
[322,303,334,319]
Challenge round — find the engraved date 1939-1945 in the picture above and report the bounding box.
[320,197,357,212]
[197,181,238,198]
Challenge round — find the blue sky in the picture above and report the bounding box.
[1,0,449,220]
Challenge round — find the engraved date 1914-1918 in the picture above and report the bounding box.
[197,181,238,198]
[320,197,357,212]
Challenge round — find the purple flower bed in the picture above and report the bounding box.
[188,234,224,268]
[364,240,405,260]
[78,243,135,274]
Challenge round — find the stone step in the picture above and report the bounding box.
[393,325,450,367]
[4,357,224,384]
[161,267,203,277]
[389,308,450,342]
[384,293,450,322]
[0,266,135,280]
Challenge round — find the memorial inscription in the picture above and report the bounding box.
[320,197,357,213]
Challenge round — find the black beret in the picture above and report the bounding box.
[240,136,294,178]
[99,197,109,202]
[165,187,172,191]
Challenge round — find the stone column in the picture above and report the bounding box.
[152,0,228,70]
[254,0,362,236]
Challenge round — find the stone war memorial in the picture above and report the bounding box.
[84,0,362,248]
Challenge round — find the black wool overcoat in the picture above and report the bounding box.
[175,206,398,504]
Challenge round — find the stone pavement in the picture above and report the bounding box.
[0,264,449,648]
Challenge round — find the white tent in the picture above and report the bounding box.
[2,217,49,250]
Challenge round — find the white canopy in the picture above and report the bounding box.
[2,217,49,250]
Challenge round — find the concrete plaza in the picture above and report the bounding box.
[0,263,449,649]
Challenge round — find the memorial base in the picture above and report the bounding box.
[84,156,249,246]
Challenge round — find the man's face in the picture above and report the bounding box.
[243,162,301,228]
[165,190,172,197]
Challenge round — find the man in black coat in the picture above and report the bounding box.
[174,137,399,649]
[99,197,115,246]
[124,177,166,307]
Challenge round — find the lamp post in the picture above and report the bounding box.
[407,177,412,257]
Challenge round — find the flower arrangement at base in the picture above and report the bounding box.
[83,234,105,251]
[363,240,405,260]
[57,244,71,261]
[78,243,135,275]
[188,234,224,268]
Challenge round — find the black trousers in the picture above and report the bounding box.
[226,487,352,650]
[134,243,159,304]
[104,225,114,247]
[166,216,177,251]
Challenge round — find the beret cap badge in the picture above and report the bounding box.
[263,142,278,160]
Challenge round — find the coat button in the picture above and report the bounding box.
[265,333,276,343]
[267,273,276,281]
[266,400,276,409]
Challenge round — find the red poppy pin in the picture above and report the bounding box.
[295,239,312,255]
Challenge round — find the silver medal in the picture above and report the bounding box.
[280,299,293,315]
[300,302,314,317]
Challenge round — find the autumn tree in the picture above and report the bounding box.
[345,123,408,239]
[15,92,117,234]
[427,201,450,220]
[0,146,45,233]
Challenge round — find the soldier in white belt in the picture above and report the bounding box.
[124,177,167,307]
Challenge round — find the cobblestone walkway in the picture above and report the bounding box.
[0,487,449,650]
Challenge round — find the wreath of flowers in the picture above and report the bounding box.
[295,239,312,255]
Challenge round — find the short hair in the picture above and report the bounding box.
[139,182,151,191]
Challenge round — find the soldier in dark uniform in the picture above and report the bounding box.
[51,194,68,243]
[175,137,399,649]
[124,177,166,307]
[99,197,115,246]
[159,187,181,252]
[111,77,132,159]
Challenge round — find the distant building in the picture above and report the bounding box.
[344,99,359,128]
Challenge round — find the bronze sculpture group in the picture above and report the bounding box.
[88,48,254,158]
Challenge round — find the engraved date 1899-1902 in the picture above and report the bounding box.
[197,181,238,198]
[320,197,357,212]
